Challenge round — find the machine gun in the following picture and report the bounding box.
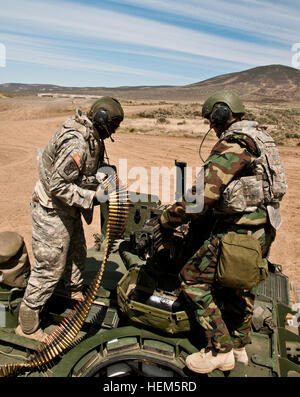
[0,161,299,378]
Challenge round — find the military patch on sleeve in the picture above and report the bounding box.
[73,153,82,169]
[64,161,78,176]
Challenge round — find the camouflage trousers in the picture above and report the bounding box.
[23,199,86,310]
[180,225,276,353]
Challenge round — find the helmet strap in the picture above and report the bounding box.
[103,140,111,164]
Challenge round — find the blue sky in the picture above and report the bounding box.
[0,0,299,87]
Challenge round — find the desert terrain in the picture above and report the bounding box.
[0,95,299,301]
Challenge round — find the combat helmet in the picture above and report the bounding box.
[0,231,30,288]
[88,96,124,125]
[202,90,245,119]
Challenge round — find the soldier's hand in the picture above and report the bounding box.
[95,180,116,203]
[95,184,109,203]
[110,239,125,253]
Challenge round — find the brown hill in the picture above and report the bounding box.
[1,64,300,102]
[185,64,300,102]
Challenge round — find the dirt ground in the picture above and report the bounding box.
[0,98,299,300]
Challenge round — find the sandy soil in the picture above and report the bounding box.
[0,99,299,299]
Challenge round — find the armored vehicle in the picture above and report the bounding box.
[0,164,299,378]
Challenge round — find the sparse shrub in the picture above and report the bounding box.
[244,111,256,120]
[137,111,155,118]
[192,111,202,117]
[257,117,269,124]
[157,117,170,124]
[285,133,300,139]
[132,102,300,148]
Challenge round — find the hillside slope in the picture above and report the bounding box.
[1,64,300,102]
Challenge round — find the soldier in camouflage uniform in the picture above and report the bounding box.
[159,91,287,373]
[15,97,124,342]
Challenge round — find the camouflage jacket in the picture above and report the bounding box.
[35,110,105,219]
[161,120,282,231]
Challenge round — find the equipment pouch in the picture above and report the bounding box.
[217,232,267,289]
[0,232,31,288]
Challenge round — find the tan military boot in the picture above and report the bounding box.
[185,349,235,374]
[15,325,48,343]
[15,302,48,343]
[233,347,249,365]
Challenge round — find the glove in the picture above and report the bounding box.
[94,183,109,203]
[94,178,117,204]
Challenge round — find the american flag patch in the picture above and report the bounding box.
[73,153,82,168]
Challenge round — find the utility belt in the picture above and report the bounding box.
[31,191,80,219]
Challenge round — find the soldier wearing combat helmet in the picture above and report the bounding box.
[158,90,288,373]
[15,97,124,342]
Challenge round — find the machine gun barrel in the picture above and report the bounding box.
[175,160,187,201]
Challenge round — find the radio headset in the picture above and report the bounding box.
[210,106,231,130]
[92,109,113,164]
[198,105,231,163]
[93,109,115,141]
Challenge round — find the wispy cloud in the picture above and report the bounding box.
[1,32,188,81]
[0,0,290,64]
[109,0,299,44]
[0,0,298,85]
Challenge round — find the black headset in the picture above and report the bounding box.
[93,109,109,131]
[93,109,118,142]
[198,105,232,162]
[210,105,231,129]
